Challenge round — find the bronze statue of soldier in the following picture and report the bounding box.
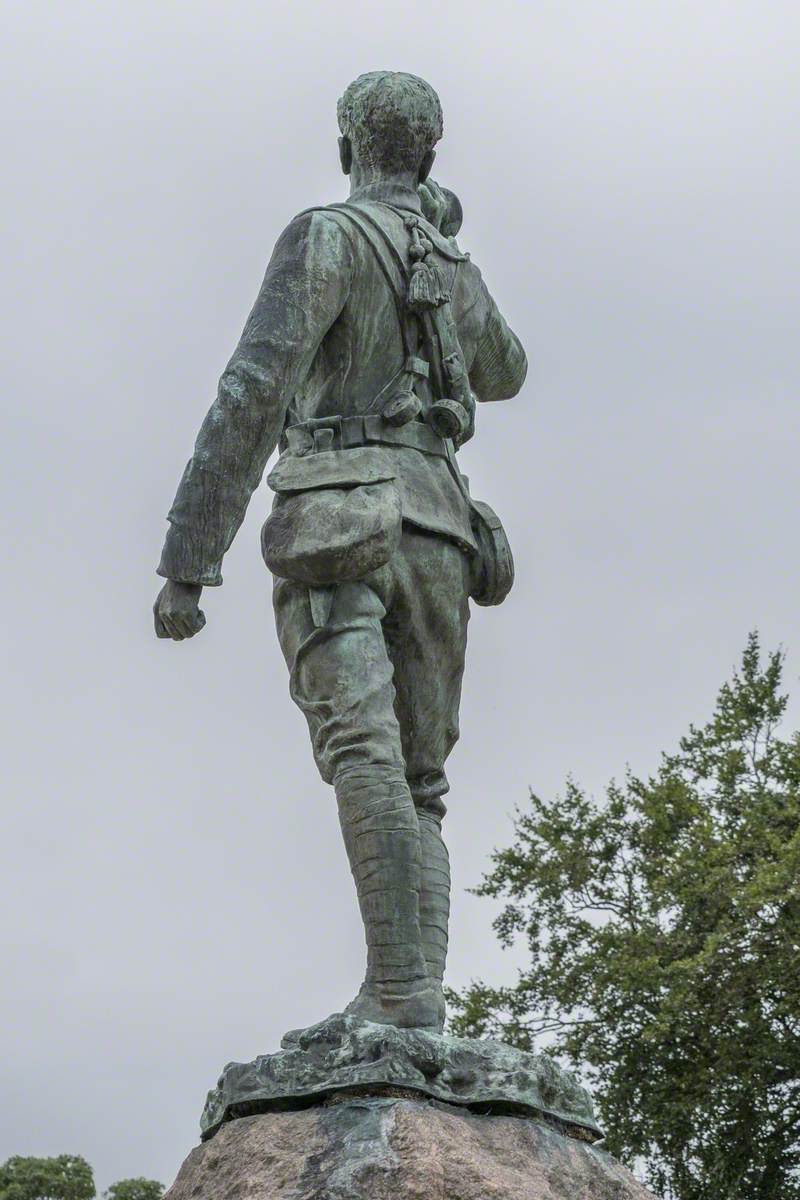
[154,71,527,1034]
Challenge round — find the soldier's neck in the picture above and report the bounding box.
[348,168,422,212]
[349,162,419,191]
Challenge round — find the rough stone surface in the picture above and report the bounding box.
[201,1014,601,1141]
[167,1099,656,1200]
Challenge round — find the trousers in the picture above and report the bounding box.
[272,526,471,1014]
[272,527,471,820]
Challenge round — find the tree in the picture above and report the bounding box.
[103,1181,163,1200]
[0,1156,95,1200]
[448,635,800,1199]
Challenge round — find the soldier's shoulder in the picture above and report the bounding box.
[286,204,359,236]
[273,204,357,263]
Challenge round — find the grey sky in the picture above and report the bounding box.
[2,0,799,1189]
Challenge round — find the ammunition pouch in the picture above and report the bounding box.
[261,442,402,586]
[469,500,515,607]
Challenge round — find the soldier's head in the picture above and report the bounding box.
[337,71,443,188]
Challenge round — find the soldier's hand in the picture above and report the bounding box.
[418,178,448,231]
[419,178,462,239]
[154,579,206,641]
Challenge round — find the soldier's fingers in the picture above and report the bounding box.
[179,608,207,638]
[168,611,189,637]
[192,608,206,632]
[161,613,185,641]
[154,613,171,638]
[174,612,198,639]
[424,179,446,224]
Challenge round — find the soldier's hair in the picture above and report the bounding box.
[337,71,443,174]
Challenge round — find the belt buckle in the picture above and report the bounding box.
[285,415,344,455]
[305,414,344,451]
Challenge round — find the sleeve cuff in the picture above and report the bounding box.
[157,525,223,587]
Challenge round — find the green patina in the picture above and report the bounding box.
[152,73,572,1127]
[200,1016,602,1143]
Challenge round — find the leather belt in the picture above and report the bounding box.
[284,414,451,459]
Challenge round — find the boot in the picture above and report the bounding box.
[417,810,450,1033]
[336,766,444,1031]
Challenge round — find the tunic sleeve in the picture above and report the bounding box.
[157,212,355,585]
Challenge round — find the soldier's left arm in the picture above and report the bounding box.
[457,264,527,404]
[157,211,354,591]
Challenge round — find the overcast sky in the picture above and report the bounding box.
[2,0,799,1189]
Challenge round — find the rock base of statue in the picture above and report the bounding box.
[164,1016,654,1199]
[165,1097,655,1200]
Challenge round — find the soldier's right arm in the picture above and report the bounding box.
[156,211,355,594]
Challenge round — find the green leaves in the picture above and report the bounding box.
[103,1181,163,1200]
[0,1161,163,1200]
[449,634,800,1199]
[0,1156,95,1200]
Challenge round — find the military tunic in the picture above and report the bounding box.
[157,180,526,812]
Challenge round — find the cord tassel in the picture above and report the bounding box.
[408,259,448,310]
[405,215,450,312]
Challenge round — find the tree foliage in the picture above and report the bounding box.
[448,635,800,1199]
[0,1156,95,1200]
[0,1162,163,1200]
[103,1180,163,1200]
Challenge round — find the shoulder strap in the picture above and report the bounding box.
[301,204,472,438]
[334,204,464,399]
[341,202,410,282]
[302,204,412,355]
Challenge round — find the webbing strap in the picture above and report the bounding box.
[304,203,412,356]
[342,203,410,284]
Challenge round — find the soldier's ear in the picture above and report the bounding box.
[418,149,436,184]
[338,136,352,176]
